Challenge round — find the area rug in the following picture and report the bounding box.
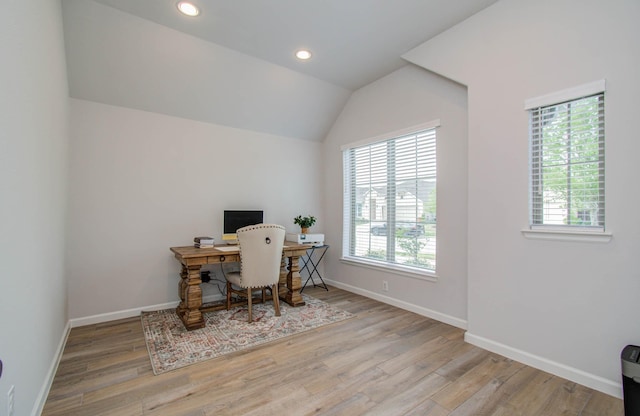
[141,294,354,375]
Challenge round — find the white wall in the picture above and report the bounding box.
[62,0,351,143]
[0,1,69,415]
[67,99,323,319]
[403,0,640,396]
[322,64,469,327]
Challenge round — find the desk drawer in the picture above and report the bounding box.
[207,254,239,264]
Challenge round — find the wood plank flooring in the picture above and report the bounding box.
[42,287,623,415]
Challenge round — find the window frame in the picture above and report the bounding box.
[522,80,612,243]
[340,120,440,280]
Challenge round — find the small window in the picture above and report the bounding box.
[528,84,605,231]
[342,124,437,273]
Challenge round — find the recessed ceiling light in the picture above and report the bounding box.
[177,1,200,17]
[295,49,312,60]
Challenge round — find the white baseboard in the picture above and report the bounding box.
[464,332,623,399]
[69,301,179,327]
[68,294,224,328]
[36,285,621,414]
[325,278,621,399]
[31,320,71,416]
[324,278,468,329]
[37,294,224,413]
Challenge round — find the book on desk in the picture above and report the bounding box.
[193,236,215,248]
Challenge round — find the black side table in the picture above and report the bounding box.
[300,244,329,292]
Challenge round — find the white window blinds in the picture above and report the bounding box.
[529,91,605,229]
[343,126,437,272]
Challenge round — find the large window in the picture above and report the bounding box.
[342,123,437,274]
[527,81,605,231]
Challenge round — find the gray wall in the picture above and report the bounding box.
[0,1,69,414]
[322,64,470,327]
[66,99,323,319]
[404,0,639,396]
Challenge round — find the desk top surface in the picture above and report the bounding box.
[170,242,312,259]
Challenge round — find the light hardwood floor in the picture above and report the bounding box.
[43,286,623,415]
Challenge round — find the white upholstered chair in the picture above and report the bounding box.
[225,224,285,322]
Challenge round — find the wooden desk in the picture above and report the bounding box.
[170,243,311,330]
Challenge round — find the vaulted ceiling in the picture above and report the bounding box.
[62,0,498,141]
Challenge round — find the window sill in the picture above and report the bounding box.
[340,256,438,282]
[521,228,612,243]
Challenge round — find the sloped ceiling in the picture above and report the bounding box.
[62,0,497,142]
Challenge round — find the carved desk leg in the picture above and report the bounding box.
[284,253,306,307]
[278,254,287,300]
[177,264,205,330]
[176,265,188,317]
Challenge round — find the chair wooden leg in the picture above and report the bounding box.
[226,281,232,310]
[247,288,252,323]
[272,284,281,317]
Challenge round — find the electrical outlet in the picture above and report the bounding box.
[7,385,14,416]
[382,280,389,291]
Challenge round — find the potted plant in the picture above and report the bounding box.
[294,215,316,234]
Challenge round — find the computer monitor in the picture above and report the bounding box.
[222,210,264,241]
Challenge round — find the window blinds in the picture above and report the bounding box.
[530,92,605,229]
[343,127,437,271]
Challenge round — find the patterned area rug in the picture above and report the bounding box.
[141,294,354,375]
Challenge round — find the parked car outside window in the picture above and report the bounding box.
[370,223,424,237]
